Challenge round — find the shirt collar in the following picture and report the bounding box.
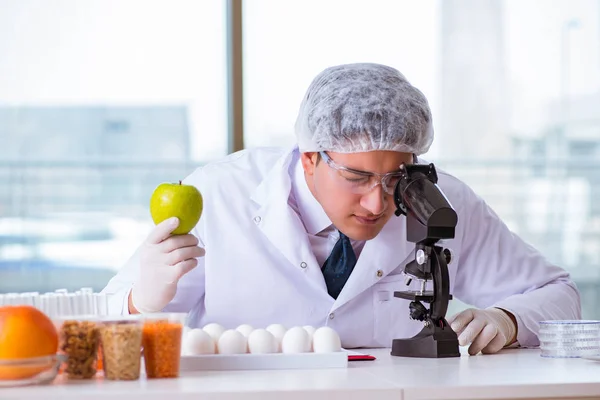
[290,150,333,235]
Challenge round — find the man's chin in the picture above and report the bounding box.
[346,224,384,241]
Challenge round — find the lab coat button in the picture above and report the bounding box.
[300,262,307,269]
[329,313,335,320]
[253,216,261,224]
[376,270,383,278]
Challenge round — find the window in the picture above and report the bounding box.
[3,0,599,320]
[243,0,600,318]
[0,0,227,293]
[243,0,437,151]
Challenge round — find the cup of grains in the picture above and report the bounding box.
[142,313,186,378]
[98,316,143,380]
[54,316,100,379]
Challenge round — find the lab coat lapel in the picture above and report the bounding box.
[250,149,329,294]
[332,214,414,311]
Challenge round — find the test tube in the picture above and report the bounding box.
[57,293,73,317]
[19,292,35,306]
[46,293,59,318]
[71,291,80,315]
[38,293,50,315]
[94,293,108,316]
[5,293,19,306]
[65,293,76,316]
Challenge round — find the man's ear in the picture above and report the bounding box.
[300,152,319,176]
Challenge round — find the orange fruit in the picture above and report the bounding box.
[0,305,59,380]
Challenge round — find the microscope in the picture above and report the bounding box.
[391,162,460,358]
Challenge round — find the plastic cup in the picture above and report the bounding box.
[54,316,100,379]
[99,316,143,380]
[141,313,186,378]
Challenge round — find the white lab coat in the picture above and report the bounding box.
[102,146,581,348]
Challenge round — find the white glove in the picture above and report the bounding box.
[448,308,517,355]
[131,217,205,313]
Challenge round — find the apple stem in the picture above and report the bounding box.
[179,180,182,185]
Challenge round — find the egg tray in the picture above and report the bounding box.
[179,351,349,371]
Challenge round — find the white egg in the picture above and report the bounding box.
[217,329,247,354]
[266,324,287,352]
[182,328,215,355]
[303,325,316,350]
[247,329,278,354]
[312,326,342,353]
[236,324,254,338]
[281,326,311,354]
[203,323,226,343]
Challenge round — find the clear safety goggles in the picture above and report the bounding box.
[319,151,404,195]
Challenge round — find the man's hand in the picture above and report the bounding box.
[130,217,205,313]
[448,308,517,355]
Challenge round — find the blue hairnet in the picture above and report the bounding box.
[294,63,434,155]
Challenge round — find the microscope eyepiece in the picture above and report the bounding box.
[394,163,458,244]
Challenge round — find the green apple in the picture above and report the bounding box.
[150,181,203,235]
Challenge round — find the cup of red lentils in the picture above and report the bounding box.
[141,313,186,378]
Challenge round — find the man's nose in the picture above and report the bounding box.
[360,184,387,215]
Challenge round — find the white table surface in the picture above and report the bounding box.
[3,348,600,400]
[360,348,600,400]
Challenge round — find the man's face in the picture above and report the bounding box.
[301,150,414,241]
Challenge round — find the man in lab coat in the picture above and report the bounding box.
[102,63,581,355]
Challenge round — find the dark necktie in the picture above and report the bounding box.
[321,231,357,299]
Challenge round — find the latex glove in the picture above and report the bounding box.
[448,308,517,355]
[131,217,205,313]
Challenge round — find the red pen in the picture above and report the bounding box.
[348,354,376,361]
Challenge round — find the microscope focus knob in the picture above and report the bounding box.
[443,248,452,265]
[416,249,426,265]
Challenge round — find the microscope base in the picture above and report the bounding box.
[391,324,460,358]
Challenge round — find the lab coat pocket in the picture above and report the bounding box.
[372,274,425,347]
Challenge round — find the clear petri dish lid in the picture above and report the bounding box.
[540,335,600,341]
[539,328,600,332]
[538,334,600,343]
[540,320,600,332]
[540,348,600,358]
[540,320,600,325]
[540,339,600,348]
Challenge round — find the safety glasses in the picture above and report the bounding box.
[319,151,404,195]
